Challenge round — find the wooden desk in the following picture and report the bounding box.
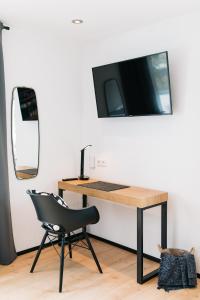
[58,179,168,284]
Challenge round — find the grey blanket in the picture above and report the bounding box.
[158,252,197,291]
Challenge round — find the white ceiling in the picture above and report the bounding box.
[0,0,200,41]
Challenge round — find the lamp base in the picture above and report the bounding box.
[78,175,90,180]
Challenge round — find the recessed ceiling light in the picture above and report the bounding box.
[72,19,83,24]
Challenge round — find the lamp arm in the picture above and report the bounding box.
[81,144,92,151]
[79,145,92,180]
[80,149,84,177]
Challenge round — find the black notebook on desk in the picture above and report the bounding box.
[78,181,129,192]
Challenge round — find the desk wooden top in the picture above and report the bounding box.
[58,179,168,208]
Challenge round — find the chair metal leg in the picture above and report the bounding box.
[84,231,103,274]
[30,231,48,273]
[68,233,72,258]
[59,235,65,293]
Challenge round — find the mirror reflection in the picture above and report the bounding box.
[11,87,39,180]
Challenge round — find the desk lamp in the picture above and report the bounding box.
[79,145,92,180]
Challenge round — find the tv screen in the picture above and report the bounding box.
[92,51,172,118]
[17,87,38,121]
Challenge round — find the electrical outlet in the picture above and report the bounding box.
[97,159,107,168]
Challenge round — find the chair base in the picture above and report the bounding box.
[30,229,103,292]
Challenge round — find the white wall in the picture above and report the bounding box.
[81,13,200,270]
[3,12,200,274]
[3,27,82,251]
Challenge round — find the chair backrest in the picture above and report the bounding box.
[27,190,100,233]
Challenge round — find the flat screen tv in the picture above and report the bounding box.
[92,51,172,118]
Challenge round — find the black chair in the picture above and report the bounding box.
[27,190,102,292]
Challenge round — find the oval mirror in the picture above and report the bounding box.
[11,87,39,180]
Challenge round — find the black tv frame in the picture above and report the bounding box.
[92,51,173,118]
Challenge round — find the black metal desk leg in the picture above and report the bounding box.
[82,194,87,208]
[82,194,88,232]
[161,202,167,249]
[137,208,143,284]
[58,189,63,198]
